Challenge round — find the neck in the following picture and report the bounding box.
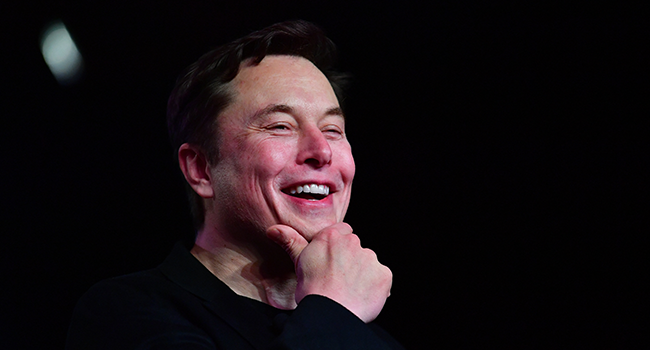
[191,221,298,310]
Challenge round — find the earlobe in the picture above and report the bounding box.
[178,143,214,198]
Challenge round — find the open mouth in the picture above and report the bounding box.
[282,183,330,201]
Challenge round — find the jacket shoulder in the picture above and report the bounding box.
[66,269,215,349]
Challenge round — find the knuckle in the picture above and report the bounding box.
[319,227,338,240]
[381,265,393,280]
[317,223,355,242]
[381,268,393,290]
[339,222,353,233]
[362,247,378,260]
[347,233,361,246]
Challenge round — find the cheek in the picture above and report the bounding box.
[215,139,295,220]
[215,134,293,196]
[245,138,296,180]
[336,143,356,183]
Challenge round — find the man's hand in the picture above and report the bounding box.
[266,223,392,323]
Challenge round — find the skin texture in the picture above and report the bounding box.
[178,55,391,322]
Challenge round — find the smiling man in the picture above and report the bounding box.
[67,21,402,349]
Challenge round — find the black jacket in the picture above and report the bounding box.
[66,242,404,349]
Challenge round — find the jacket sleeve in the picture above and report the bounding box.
[66,278,404,350]
[270,295,404,350]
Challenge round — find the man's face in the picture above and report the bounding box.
[208,55,355,241]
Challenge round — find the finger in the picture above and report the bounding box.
[336,222,354,235]
[312,222,355,245]
[266,224,309,264]
[316,222,353,238]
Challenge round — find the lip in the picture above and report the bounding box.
[280,189,335,208]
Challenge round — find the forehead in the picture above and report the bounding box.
[229,55,339,113]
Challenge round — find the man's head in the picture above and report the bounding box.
[167,21,354,240]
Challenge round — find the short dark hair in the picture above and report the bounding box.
[167,20,348,229]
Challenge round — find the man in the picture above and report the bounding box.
[67,20,402,349]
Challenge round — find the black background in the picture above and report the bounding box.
[1,1,647,349]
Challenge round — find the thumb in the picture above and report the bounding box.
[266,224,309,264]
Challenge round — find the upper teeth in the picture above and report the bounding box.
[289,184,330,196]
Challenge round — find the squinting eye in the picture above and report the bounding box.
[323,128,344,137]
[268,123,291,131]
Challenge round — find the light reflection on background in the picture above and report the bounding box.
[40,20,84,85]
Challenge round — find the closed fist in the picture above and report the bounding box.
[266,223,392,323]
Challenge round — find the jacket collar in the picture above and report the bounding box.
[158,241,278,350]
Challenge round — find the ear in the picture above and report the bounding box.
[178,143,214,198]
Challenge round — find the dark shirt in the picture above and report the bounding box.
[66,242,404,349]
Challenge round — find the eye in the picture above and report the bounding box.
[265,122,294,134]
[322,125,344,139]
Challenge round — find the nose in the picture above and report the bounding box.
[296,127,332,168]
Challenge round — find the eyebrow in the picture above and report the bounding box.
[251,104,345,122]
[325,106,345,119]
[251,104,293,121]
